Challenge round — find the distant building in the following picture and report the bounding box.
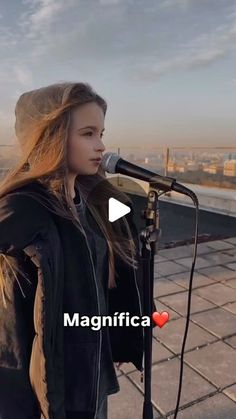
[203,164,222,174]
[224,159,236,176]
[144,156,159,165]
[186,161,200,171]
[176,164,186,173]
[167,160,177,173]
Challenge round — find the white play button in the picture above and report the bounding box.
[108,197,131,222]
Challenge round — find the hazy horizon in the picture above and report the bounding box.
[0,0,236,147]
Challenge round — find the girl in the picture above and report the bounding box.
[0,82,156,419]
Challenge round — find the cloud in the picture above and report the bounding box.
[99,0,126,4]
[131,12,236,81]
[15,0,128,62]
[159,0,192,10]
[0,1,78,89]
[1,0,236,89]
[130,49,226,82]
[19,0,76,39]
[0,24,18,49]
[13,65,33,86]
[0,60,33,87]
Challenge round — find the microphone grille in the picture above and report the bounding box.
[101,152,120,174]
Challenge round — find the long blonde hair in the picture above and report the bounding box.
[0,81,139,308]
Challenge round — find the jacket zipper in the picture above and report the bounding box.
[79,223,102,419]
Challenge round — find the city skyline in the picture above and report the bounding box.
[0,0,236,147]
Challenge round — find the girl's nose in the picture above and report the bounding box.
[96,139,105,152]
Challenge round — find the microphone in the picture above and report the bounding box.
[101,152,197,199]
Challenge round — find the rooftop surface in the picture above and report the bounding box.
[108,236,236,419]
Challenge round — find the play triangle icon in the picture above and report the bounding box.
[108,197,131,222]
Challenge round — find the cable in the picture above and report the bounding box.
[172,193,199,418]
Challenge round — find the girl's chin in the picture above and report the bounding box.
[72,163,100,175]
[84,167,100,175]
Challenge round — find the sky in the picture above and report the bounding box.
[0,0,236,150]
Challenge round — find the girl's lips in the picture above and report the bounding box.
[90,159,101,165]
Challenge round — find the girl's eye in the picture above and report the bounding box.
[84,132,104,138]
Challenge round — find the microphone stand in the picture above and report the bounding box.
[140,183,163,419]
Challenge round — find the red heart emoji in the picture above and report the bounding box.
[152,311,169,328]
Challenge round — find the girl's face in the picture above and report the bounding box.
[67,102,106,175]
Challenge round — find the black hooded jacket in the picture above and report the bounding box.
[0,180,157,419]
